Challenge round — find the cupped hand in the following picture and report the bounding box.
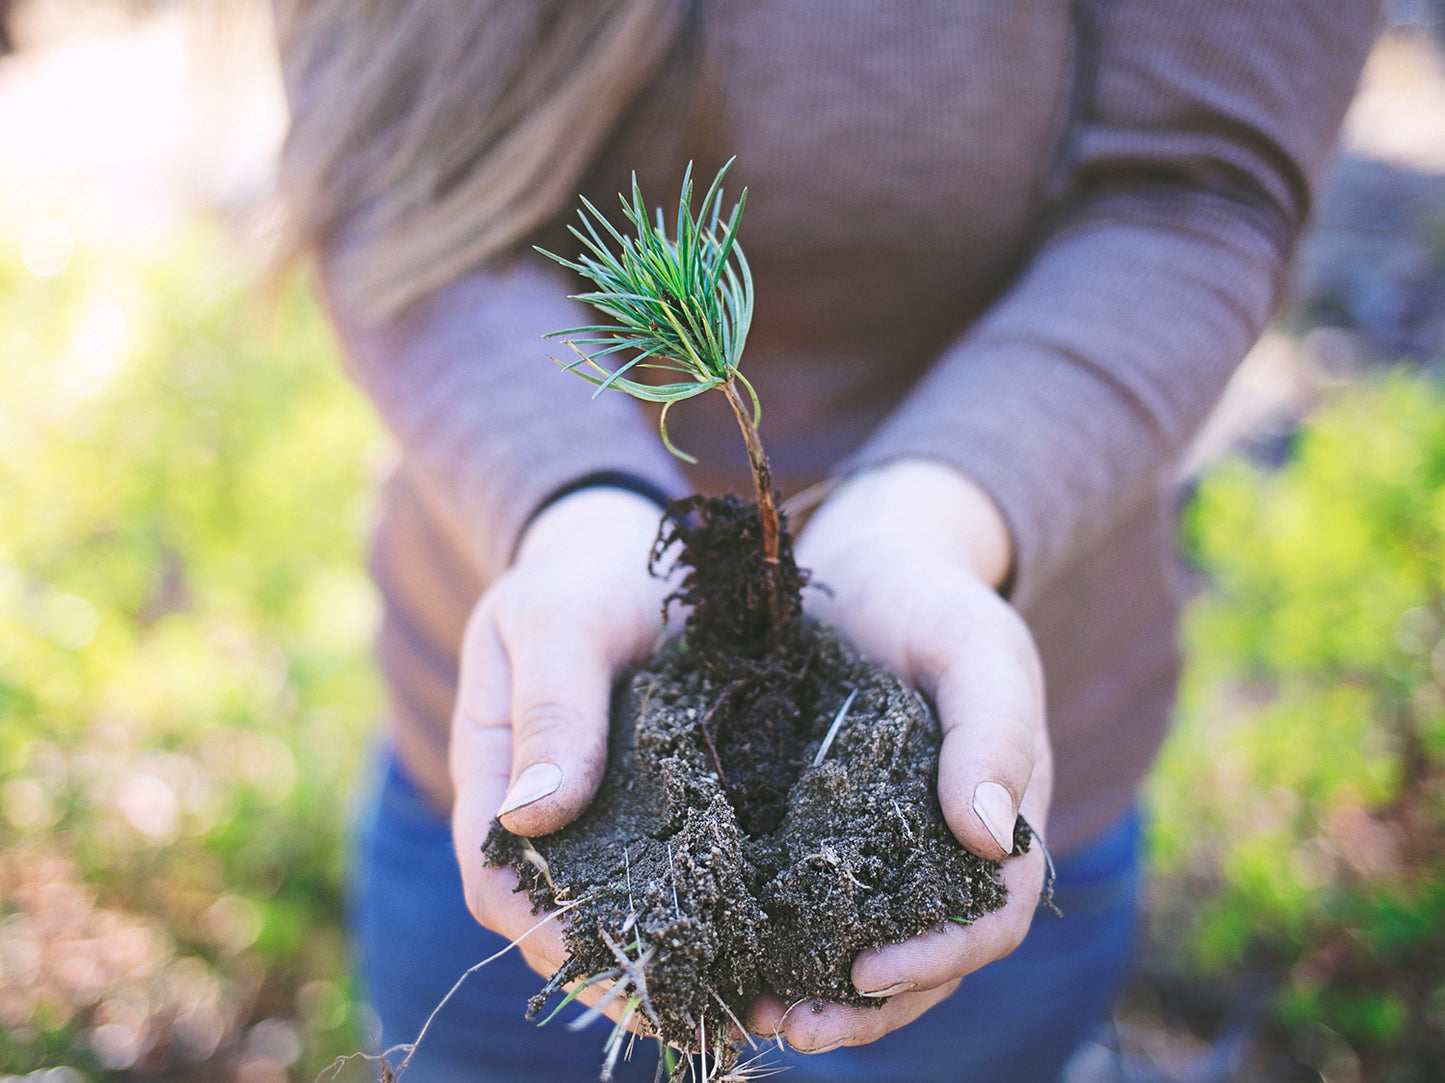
[448,487,674,989]
[751,459,1054,1053]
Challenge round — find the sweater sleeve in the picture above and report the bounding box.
[319,254,690,583]
[840,0,1382,609]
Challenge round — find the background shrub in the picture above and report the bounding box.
[0,226,384,1079]
[1150,373,1445,1079]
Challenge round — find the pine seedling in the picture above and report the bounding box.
[536,159,788,629]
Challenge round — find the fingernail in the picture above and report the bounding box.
[498,762,563,817]
[859,980,915,998]
[973,780,1016,853]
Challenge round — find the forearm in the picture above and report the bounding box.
[841,0,1379,609]
[842,188,1282,607]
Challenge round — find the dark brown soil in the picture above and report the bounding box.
[484,495,1029,1075]
[650,494,813,835]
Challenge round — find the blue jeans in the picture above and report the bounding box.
[351,752,1141,1082]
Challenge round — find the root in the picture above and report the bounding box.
[707,985,757,1051]
[336,894,594,1081]
[317,1048,397,1083]
[601,928,662,1035]
[517,836,560,896]
[711,1047,790,1082]
[1025,817,1063,918]
[698,679,748,786]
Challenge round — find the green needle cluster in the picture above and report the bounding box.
[536,160,755,463]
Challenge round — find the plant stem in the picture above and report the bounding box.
[722,378,786,633]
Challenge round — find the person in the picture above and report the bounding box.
[272,2,1382,1079]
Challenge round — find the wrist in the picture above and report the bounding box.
[516,484,669,566]
[819,459,1014,591]
[528,471,673,525]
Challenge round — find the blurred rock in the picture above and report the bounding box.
[1291,153,1445,366]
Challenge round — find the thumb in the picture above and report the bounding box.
[492,609,616,837]
[925,587,1051,860]
[480,487,671,837]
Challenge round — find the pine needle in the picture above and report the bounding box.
[535,160,754,464]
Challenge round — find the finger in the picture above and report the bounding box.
[494,595,617,837]
[445,622,566,945]
[450,611,521,921]
[748,981,959,1054]
[449,611,575,980]
[804,553,1043,856]
[482,864,571,966]
[922,588,1047,860]
[849,844,1045,995]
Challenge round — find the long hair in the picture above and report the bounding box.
[274,0,692,319]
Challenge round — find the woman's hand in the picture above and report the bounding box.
[750,459,1054,1053]
[448,487,673,984]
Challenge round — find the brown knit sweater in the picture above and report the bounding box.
[305,1,1381,855]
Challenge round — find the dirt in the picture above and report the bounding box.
[484,495,1030,1074]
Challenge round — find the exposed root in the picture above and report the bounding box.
[317,1047,396,1083]
[697,680,745,785]
[710,1046,791,1082]
[891,799,915,841]
[517,836,560,896]
[707,985,757,1051]
[667,844,682,918]
[1025,817,1063,918]
[338,894,595,1081]
[601,928,662,1035]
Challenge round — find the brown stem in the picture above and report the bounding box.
[722,378,784,632]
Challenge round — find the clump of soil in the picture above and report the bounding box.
[651,494,812,835]
[484,495,1029,1073]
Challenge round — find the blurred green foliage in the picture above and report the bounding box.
[1152,373,1445,1077]
[0,223,385,1078]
